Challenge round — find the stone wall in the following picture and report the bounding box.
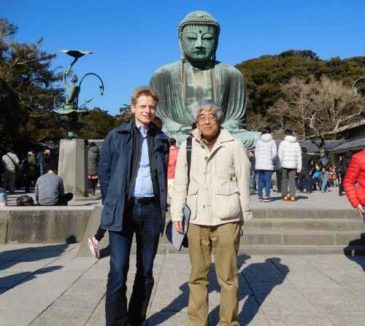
[0,206,96,244]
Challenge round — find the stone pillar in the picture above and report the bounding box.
[58,139,88,198]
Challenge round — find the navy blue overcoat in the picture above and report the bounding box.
[98,120,169,233]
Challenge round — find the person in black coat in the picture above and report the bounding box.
[87,142,100,195]
[298,147,313,193]
[337,151,351,196]
[98,86,169,326]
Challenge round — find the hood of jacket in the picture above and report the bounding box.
[260,133,273,142]
[284,135,297,143]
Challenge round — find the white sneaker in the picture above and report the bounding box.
[87,237,99,258]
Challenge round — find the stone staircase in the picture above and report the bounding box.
[239,208,365,255]
[5,189,364,256]
[153,207,365,255]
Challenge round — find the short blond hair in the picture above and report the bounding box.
[131,86,159,105]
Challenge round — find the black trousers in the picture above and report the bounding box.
[105,199,161,326]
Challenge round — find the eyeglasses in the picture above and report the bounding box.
[197,115,217,123]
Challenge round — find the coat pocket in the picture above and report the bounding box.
[186,183,198,220]
[214,180,242,220]
[101,196,119,226]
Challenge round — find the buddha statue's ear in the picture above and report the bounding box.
[213,39,219,61]
[178,37,185,60]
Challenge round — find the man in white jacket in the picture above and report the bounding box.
[1,150,19,193]
[278,129,302,201]
[254,127,277,201]
[171,101,252,326]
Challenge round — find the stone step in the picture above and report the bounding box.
[238,244,365,255]
[153,243,365,255]
[245,218,365,231]
[240,229,365,246]
[155,229,365,247]
[252,208,358,219]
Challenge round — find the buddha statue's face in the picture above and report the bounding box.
[180,25,218,63]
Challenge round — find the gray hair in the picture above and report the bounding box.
[193,100,224,123]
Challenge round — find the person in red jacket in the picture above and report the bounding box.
[167,138,179,197]
[343,149,365,217]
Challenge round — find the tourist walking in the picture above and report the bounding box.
[273,152,282,193]
[1,150,19,193]
[248,151,257,192]
[278,129,302,201]
[167,137,179,197]
[343,149,365,218]
[298,147,312,193]
[171,101,252,326]
[87,142,100,196]
[318,151,331,192]
[254,126,277,202]
[21,151,38,193]
[99,87,169,326]
[337,152,351,196]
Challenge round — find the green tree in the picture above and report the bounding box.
[0,77,25,153]
[78,108,117,139]
[237,50,365,132]
[0,18,64,149]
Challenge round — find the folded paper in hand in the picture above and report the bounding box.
[165,204,191,251]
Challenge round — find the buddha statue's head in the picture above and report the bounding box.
[178,11,220,65]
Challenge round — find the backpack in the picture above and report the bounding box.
[16,195,34,206]
[319,156,330,170]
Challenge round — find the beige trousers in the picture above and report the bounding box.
[187,222,240,326]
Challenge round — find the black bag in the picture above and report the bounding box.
[165,136,192,250]
[16,195,34,206]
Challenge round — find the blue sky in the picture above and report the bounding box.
[2,0,365,115]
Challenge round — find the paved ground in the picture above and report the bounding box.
[250,188,353,210]
[6,185,354,211]
[1,188,362,325]
[0,243,364,326]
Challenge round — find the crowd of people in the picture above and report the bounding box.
[0,147,57,194]
[0,146,87,206]
[249,127,352,202]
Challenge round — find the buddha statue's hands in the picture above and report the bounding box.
[222,120,243,131]
[164,119,184,133]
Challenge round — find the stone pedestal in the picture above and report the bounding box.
[58,139,88,198]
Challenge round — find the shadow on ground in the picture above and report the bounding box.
[344,233,365,271]
[0,243,69,293]
[147,254,289,325]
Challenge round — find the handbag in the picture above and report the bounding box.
[165,136,192,250]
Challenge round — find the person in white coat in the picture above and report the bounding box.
[254,127,277,201]
[171,101,252,325]
[2,150,19,193]
[278,129,302,201]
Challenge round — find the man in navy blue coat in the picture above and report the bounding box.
[98,86,169,326]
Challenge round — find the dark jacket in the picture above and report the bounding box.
[301,152,312,172]
[88,144,100,176]
[337,155,350,175]
[319,155,330,170]
[98,120,169,233]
